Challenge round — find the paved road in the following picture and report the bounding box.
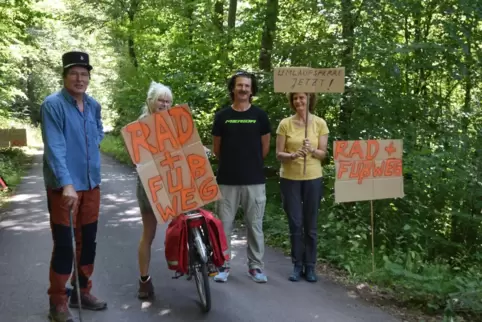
[0,150,400,322]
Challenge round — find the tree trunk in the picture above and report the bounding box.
[449,14,480,255]
[127,0,139,68]
[227,0,237,70]
[25,58,37,125]
[258,0,278,72]
[339,0,356,137]
[213,0,224,32]
[184,0,195,44]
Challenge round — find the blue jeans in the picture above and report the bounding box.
[279,177,323,268]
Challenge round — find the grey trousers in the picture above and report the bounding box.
[280,177,323,268]
[215,184,267,270]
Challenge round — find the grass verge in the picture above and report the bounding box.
[100,134,133,165]
[0,116,42,210]
[0,147,36,209]
[100,132,481,322]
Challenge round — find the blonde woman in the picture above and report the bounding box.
[135,81,174,299]
[275,92,329,283]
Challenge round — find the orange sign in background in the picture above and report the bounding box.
[333,139,404,203]
[121,104,221,224]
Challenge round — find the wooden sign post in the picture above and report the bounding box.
[273,67,345,174]
[0,128,27,148]
[120,104,222,224]
[333,139,405,271]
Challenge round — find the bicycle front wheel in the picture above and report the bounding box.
[194,261,211,313]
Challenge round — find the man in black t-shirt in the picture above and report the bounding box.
[211,71,271,283]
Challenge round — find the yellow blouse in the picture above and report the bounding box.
[276,115,329,180]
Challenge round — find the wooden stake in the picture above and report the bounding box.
[370,199,375,272]
[303,94,310,175]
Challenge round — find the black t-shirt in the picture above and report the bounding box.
[211,105,272,185]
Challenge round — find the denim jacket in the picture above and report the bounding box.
[40,88,104,191]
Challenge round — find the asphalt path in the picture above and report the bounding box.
[0,150,400,322]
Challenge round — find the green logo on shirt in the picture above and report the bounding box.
[225,119,257,124]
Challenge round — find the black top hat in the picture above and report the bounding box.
[62,51,93,71]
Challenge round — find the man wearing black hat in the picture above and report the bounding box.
[40,51,107,322]
[211,71,271,284]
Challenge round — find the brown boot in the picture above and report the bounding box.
[138,276,154,299]
[69,290,107,311]
[48,303,74,322]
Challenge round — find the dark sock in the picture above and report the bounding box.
[140,275,149,282]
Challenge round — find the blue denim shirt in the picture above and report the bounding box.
[40,88,104,191]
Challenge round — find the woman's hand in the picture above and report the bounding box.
[290,147,307,160]
[303,138,315,153]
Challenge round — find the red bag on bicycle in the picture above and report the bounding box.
[197,208,230,266]
[164,215,189,274]
[164,208,229,274]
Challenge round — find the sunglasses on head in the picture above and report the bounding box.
[234,70,252,77]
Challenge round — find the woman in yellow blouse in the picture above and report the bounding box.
[275,92,329,282]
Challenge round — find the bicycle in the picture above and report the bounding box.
[172,210,217,313]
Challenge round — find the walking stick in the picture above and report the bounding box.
[69,206,83,322]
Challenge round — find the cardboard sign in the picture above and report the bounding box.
[0,128,27,148]
[273,67,345,93]
[120,104,221,223]
[333,140,404,203]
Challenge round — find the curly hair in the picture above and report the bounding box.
[227,70,258,102]
[287,92,317,113]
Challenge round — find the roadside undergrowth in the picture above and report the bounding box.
[0,147,37,209]
[0,118,42,210]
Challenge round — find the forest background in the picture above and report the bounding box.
[1,0,481,320]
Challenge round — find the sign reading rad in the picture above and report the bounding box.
[121,104,221,224]
[333,139,404,203]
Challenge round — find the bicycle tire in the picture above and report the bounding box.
[194,260,211,313]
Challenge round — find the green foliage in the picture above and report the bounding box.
[0,0,120,127]
[374,258,482,316]
[96,0,481,318]
[2,0,482,319]
[0,147,33,207]
[99,134,133,166]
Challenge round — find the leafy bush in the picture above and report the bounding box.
[0,147,32,206]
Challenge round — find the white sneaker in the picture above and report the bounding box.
[213,268,230,283]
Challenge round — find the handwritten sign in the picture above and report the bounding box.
[0,128,27,148]
[333,139,404,203]
[121,104,222,224]
[273,67,345,93]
